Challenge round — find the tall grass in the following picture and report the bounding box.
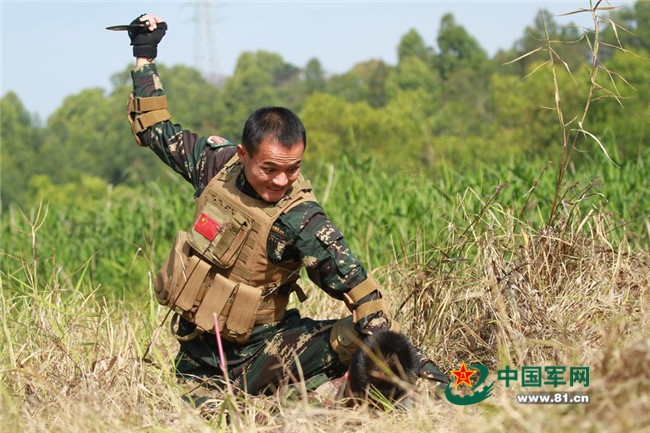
[2,150,648,431]
[1,2,649,431]
[2,147,647,304]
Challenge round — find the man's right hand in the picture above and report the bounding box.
[128,14,167,59]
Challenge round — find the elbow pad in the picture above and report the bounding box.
[126,94,171,146]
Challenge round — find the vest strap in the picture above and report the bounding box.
[171,313,202,342]
[216,154,241,182]
[293,285,308,303]
[255,293,290,324]
[127,95,168,112]
[231,263,253,281]
[352,299,387,324]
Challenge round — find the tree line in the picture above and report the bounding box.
[1,3,649,210]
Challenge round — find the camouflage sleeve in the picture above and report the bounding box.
[269,202,367,297]
[131,63,236,195]
[270,202,390,334]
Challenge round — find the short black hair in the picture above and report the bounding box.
[241,106,306,155]
[348,331,419,401]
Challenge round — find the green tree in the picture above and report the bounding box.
[39,89,124,185]
[304,58,326,95]
[37,82,168,189]
[326,60,392,108]
[216,51,302,140]
[635,0,650,49]
[0,92,43,208]
[434,13,488,79]
[300,92,398,167]
[153,64,221,136]
[397,29,432,63]
[381,89,437,168]
[386,56,440,98]
[489,58,588,158]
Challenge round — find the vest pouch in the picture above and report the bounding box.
[194,273,238,333]
[194,276,262,344]
[173,255,210,312]
[188,198,252,269]
[155,230,190,306]
[222,282,262,343]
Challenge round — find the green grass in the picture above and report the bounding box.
[1,153,648,432]
[2,149,648,310]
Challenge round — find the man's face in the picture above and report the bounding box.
[237,137,304,203]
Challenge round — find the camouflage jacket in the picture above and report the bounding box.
[131,63,387,333]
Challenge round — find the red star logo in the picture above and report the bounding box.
[450,362,477,388]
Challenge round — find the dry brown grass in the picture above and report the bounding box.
[1,206,648,433]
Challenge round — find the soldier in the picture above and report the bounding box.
[123,13,446,401]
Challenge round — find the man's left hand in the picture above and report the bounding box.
[128,13,167,58]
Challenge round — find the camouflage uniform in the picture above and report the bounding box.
[131,63,388,396]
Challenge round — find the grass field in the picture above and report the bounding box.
[3,2,649,428]
[1,150,648,432]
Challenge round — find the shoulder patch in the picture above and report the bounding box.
[270,225,289,240]
[207,135,233,147]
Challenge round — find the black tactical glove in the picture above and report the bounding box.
[128,15,167,58]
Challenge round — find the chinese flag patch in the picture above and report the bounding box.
[194,213,221,241]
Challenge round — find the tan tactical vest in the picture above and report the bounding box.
[155,154,317,343]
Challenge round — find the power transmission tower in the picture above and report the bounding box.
[194,1,223,85]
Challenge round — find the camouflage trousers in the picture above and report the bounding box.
[174,308,349,398]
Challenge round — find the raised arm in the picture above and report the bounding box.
[125,14,235,194]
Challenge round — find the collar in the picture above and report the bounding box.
[235,169,264,201]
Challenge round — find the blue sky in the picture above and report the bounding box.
[0,1,633,121]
